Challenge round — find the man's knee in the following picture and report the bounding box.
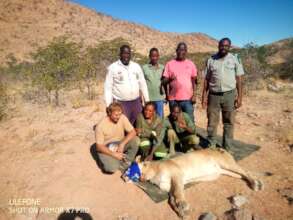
[167,129,177,140]
[188,135,200,145]
[98,153,120,173]
[128,136,140,149]
[222,110,235,125]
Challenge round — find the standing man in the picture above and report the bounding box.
[95,103,139,173]
[104,45,150,125]
[162,42,197,122]
[142,48,165,118]
[202,38,244,151]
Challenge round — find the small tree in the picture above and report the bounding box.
[78,46,97,100]
[29,37,80,105]
[77,38,132,99]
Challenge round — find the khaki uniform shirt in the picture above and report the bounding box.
[204,53,244,92]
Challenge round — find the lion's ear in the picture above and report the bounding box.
[135,155,142,163]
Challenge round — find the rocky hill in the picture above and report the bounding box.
[0,0,219,64]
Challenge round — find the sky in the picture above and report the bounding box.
[71,0,293,47]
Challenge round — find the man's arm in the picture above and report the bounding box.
[201,59,210,109]
[117,129,136,152]
[234,54,245,109]
[201,78,209,109]
[95,127,124,160]
[135,114,152,138]
[104,67,114,107]
[178,114,195,134]
[145,120,165,161]
[235,75,243,109]
[137,65,150,102]
[191,63,198,104]
[191,76,198,104]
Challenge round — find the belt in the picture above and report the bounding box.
[209,89,235,96]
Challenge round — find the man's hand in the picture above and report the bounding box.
[112,152,125,160]
[178,120,187,130]
[201,96,207,109]
[145,153,153,161]
[117,142,126,153]
[135,128,142,136]
[191,94,197,104]
[169,75,177,82]
[234,97,242,109]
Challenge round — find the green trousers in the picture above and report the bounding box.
[139,138,168,159]
[207,90,236,150]
[97,136,139,173]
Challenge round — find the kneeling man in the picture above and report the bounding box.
[135,102,167,161]
[164,104,199,154]
[95,103,139,173]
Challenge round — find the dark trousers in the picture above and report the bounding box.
[207,90,235,150]
[118,98,142,125]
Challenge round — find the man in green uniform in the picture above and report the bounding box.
[142,48,165,118]
[135,102,167,161]
[202,37,244,151]
[163,104,200,155]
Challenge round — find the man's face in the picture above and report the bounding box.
[109,110,122,123]
[120,47,131,65]
[149,51,159,65]
[171,107,180,121]
[176,45,187,60]
[218,40,231,56]
[143,105,155,119]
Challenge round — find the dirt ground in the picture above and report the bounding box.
[0,88,292,220]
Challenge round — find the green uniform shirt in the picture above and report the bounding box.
[163,112,196,139]
[135,113,164,147]
[142,64,165,101]
[204,53,245,92]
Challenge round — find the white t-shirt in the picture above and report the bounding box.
[104,60,150,106]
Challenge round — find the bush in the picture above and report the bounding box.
[0,81,8,121]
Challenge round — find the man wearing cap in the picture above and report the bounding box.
[202,37,244,151]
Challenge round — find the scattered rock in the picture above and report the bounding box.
[257,137,264,142]
[198,212,217,220]
[267,83,282,93]
[252,122,261,126]
[229,195,248,209]
[283,109,292,113]
[224,208,264,220]
[224,208,252,220]
[277,188,293,205]
[247,112,258,119]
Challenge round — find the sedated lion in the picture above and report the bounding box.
[137,148,263,218]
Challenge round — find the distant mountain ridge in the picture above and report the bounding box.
[0,0,219,64]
